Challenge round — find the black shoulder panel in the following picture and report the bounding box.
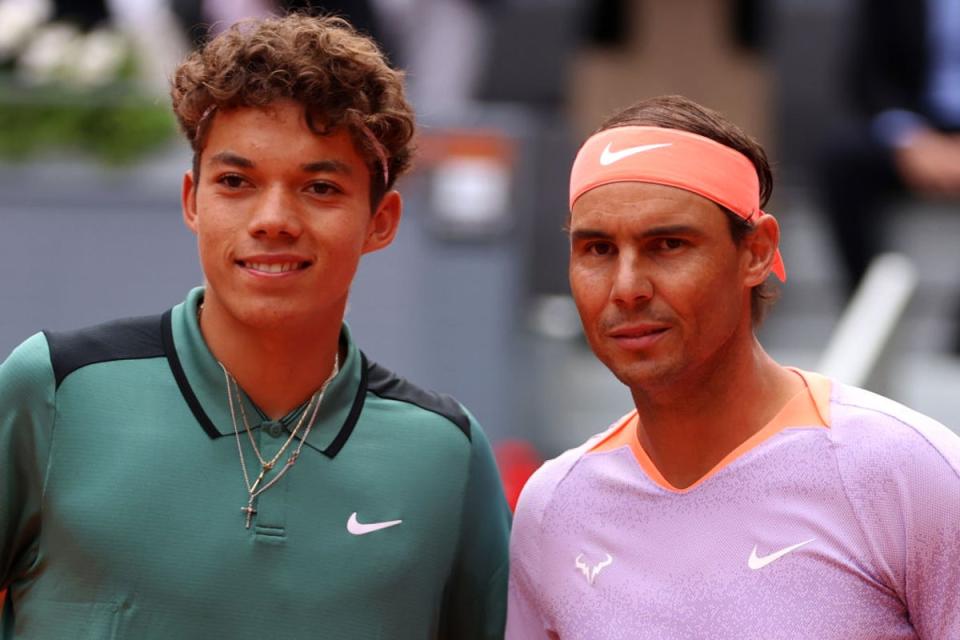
[364,357,471,441]
[44,314,165,388]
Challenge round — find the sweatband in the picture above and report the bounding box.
[569,126,786,281]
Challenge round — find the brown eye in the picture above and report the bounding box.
[308,182,340,196]
[657,238,686,251]
[218,174,247,188]
[588,242,615,256]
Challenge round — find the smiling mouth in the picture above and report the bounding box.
[237,260,311,274]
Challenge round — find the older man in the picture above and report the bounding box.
[507,95,960,639]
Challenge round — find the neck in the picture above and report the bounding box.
[199,298,343,419]
[630,334,802,490]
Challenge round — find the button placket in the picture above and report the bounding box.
[263,420,285,438]
[252,421,289,536]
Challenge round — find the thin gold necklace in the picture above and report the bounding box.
[220,355,339,529]
[235,379,317,477]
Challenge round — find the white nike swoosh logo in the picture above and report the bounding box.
[347,512,403,536]
[748,538,815,570]
[599,142,672,166]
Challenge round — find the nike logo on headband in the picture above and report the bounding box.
[599,142,672,166]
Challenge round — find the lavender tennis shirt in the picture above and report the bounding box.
[507,372,960,639]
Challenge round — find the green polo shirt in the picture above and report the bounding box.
[0,288,510,639]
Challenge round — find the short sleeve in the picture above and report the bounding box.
[0,333,57,589]
[900,422,960,637]
[437,415,511,640]
[833,390,960,638]
[506,453,572,640]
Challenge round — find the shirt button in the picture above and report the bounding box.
[263,421,285,438]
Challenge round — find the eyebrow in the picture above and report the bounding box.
[570,224,703,242]
[300,159,352,175]
[209,151,253,169]
[207,152,352,176]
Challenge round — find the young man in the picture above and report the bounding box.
[507,95,960,639]
[0,15,510,639]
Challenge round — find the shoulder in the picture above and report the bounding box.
[0,332,56,403]
[513,417,625,534]
[363,356,473,441]
[829,382,960,481]
[42,314,166,388]
[1,333,57,460]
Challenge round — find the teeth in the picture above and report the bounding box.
[244,262,302,273]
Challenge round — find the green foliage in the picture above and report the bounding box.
[0,77,175,164]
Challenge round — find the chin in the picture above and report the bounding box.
[604,355,684,391]
[223,297,308,329]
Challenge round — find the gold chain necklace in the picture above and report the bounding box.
[219,355,339,528]
[235,379,317,476]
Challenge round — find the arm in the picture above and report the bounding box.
[0,334,56,591]
[505,482,552,640]
[437,418,511,640]
[901,425,960,637]
[835,397,960,638]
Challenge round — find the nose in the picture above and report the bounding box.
[610,254,653,307]
[248,184,303,239]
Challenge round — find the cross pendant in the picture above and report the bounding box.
[241,503,257,529]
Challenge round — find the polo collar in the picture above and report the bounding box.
[161,287,366,458]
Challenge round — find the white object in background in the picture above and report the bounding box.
[431,156,511,232]
[818,252,918,388]
[0,0,52,58]
[106,0,189,95]
[374,0,488,117]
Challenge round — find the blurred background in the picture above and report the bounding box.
[2,0,960,499]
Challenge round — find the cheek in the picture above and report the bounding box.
[569,267,608,318]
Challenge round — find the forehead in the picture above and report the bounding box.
[569,182,728,233]
[202,100,364,167]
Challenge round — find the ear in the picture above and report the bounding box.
[741,213,780,287]
[362,190,402,254]
[181,171,199,234]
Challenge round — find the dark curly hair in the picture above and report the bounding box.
[170,13,415,206]
[597,95,779,326]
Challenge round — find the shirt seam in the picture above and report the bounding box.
[531,445,599,633]
[832,395,960,481]
[31,342,59,583]
[827,430,897,594]
[54,354,166,390]
[366,390,472,443]
[443,418,474,608]
[827,394,913,603]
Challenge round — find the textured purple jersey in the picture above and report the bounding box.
[507,371,960,639]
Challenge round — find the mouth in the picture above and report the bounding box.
[236,259,311,274]
[606,325,670,349]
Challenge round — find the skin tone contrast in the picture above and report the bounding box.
[569,181,801,488]
[181,99,402,418]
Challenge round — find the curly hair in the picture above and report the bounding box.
[597,95,779,327]
[170,13,415,205]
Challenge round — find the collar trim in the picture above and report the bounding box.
[161,308,366,459]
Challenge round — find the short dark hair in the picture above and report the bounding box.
[170,13,415,207]
[596,94,779,326]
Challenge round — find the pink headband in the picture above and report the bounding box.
[569,126,786,281]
